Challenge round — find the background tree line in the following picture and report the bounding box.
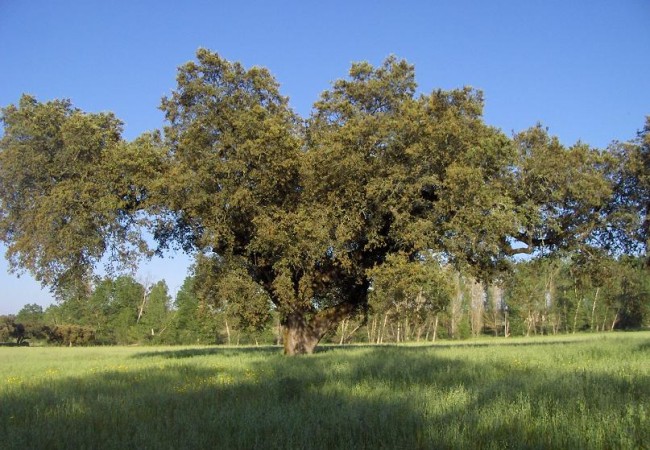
[2,253,646,346]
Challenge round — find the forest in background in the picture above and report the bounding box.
[2,254,647,347]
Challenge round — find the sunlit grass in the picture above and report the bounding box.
[1,332,648,449]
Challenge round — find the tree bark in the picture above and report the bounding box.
[379,313,389,344]
[368,316,377,343]
[281,313,321,355]
[572,280,581,334]
[136,285,150,324]
[590,287,600,332]
[281,301,360,355]
[572,300,581,334]
[224,318,231,345]
[611,311,619,331]
[432,315,439,342]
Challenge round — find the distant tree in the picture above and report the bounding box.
[14,303,49,343]
[193,256,273,344]
[46,324,95,346]
[0,315,23,344]
[107,276,147,343]
[505,259,562,336]
[42,274,177,345]
[16,303,44,324]
[0,315,13,342]
[604,256,649,329]
[171,276,220,344]
[369,252,453,342]
[139,280,172,340]
[485,283,506,337]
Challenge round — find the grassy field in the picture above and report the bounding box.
[1,332,648,449]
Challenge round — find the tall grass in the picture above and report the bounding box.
[1,332,648,449]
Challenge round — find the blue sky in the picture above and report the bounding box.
[1,0,649,314]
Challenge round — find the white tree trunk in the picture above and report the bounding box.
[470,278,485,337]
[225,318,231,345]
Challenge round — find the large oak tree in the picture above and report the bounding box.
[0,50,640,354]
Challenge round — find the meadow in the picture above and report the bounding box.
[1,332,648,449]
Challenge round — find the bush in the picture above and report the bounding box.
[46,325,96,346]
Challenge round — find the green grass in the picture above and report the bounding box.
[1,333,649,449]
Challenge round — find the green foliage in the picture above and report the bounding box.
[0,316,11,342]
[504,254,649,336]
[45,324,95,346]
[0,95,164,294]
[510,126,613,255]
[603,257,650,329]
[134,280,172,344]
[171,276,219,344]
[15,303,44,324]
[368,252,453,339]
[194,256,273,332]
[15,304,48,342]
[0,314,50,344]
[606,116,650,257]
[24,251,644,346]
[0,315,21,343]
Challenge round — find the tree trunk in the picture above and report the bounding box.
[339,319,347,345]
[368,316,377,343]
[281,301,359,355]
[416,323,425,342]
[378,314,388,344]
[282,313,322,355]
[432,315,439,342]
[526,310,533,337]
[572,300,581,334]
[450,272,463,339]
[469,278,485,337]
[404,317,409,342]
[572,281,581,334]
[590,287,600,332]
[224,318,231,345]
[611,311,619,331]
[136,286,150,324]
[343,322,363,344]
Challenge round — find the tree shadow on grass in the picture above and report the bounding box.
[1,343,648,449]
[0,356,429,449]
[130,335,597,361]
[134,345,282,359]
[321,337,594,352]
[635,340,650,352]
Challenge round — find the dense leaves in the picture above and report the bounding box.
[0,96,164,295]
[605,117,650,257]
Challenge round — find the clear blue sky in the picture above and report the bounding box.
[1,0,648,315]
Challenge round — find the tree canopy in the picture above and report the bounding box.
[1,50,646,354]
